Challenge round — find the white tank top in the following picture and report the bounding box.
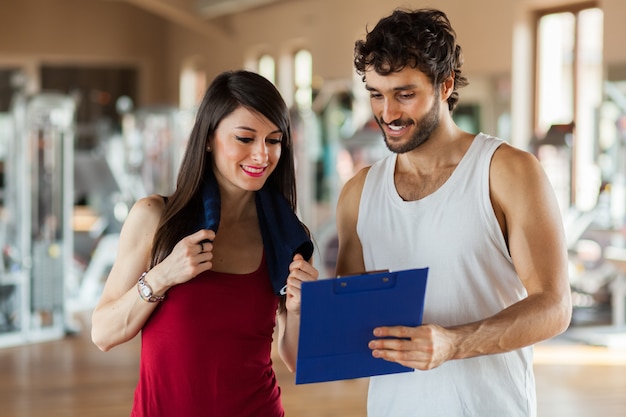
[358,133,536,417]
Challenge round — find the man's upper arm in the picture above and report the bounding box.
[335,168,369,276]
[490,145,570,298]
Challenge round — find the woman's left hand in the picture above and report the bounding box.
[285,253,319,314]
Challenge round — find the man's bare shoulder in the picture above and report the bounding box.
[491,142,543,179]
[342,166,371,194]
[335,166,371,223]
[490,142,553,208]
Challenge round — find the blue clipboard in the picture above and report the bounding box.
[295,267,428,384]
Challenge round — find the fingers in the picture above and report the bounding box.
[197,239,213,254]
[373,325,415,338]
[189,229,216,246]
[369,326,418,354]
[284,254,319,312]
[368,327,429,369]
[153,229,216,289]
[289,253,319,276]
[291,252,305,265]
[183,229,216,255]
[368,325,453,370]
[168,230,215,280]
[287,256,319,289]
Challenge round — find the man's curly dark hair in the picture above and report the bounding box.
[354,8,469,112]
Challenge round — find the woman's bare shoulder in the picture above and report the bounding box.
[120,195,167,237]
[130,195,166,217]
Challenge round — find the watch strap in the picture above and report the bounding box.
[137,271,165,302]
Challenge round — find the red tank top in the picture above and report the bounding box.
[131,257,284,417]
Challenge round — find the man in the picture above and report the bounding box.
[335,8,572,417]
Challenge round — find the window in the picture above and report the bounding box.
[180,58,207,111]
[535,4,603,210]
[258,54,276,84]
[180,68,204,110]
[294,49,312,110]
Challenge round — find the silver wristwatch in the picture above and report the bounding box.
[137,272,165,302]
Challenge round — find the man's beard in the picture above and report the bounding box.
[376,94,440,154]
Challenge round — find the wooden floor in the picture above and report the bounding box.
[1,314,626,417]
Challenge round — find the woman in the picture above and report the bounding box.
[91,70,319,416]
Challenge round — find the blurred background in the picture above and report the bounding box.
[0,0,625,415]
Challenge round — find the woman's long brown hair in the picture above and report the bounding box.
[149,70,297,279]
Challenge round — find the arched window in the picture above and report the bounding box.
[294,49,312,110]
[258,54,276,84]
[179,57,207,111]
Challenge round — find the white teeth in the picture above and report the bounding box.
[388,125,404,131]
[244,166,264,173]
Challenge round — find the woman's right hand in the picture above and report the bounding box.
[150,229,216,292]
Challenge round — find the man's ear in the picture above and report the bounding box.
[441,75,454,101]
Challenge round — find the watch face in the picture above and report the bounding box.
[141,285,152,298]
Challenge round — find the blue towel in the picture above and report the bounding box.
[199,170,221,233]
[199,171,314,295]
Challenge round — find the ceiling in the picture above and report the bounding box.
[108,0,299,40]
[194,0,291,18]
